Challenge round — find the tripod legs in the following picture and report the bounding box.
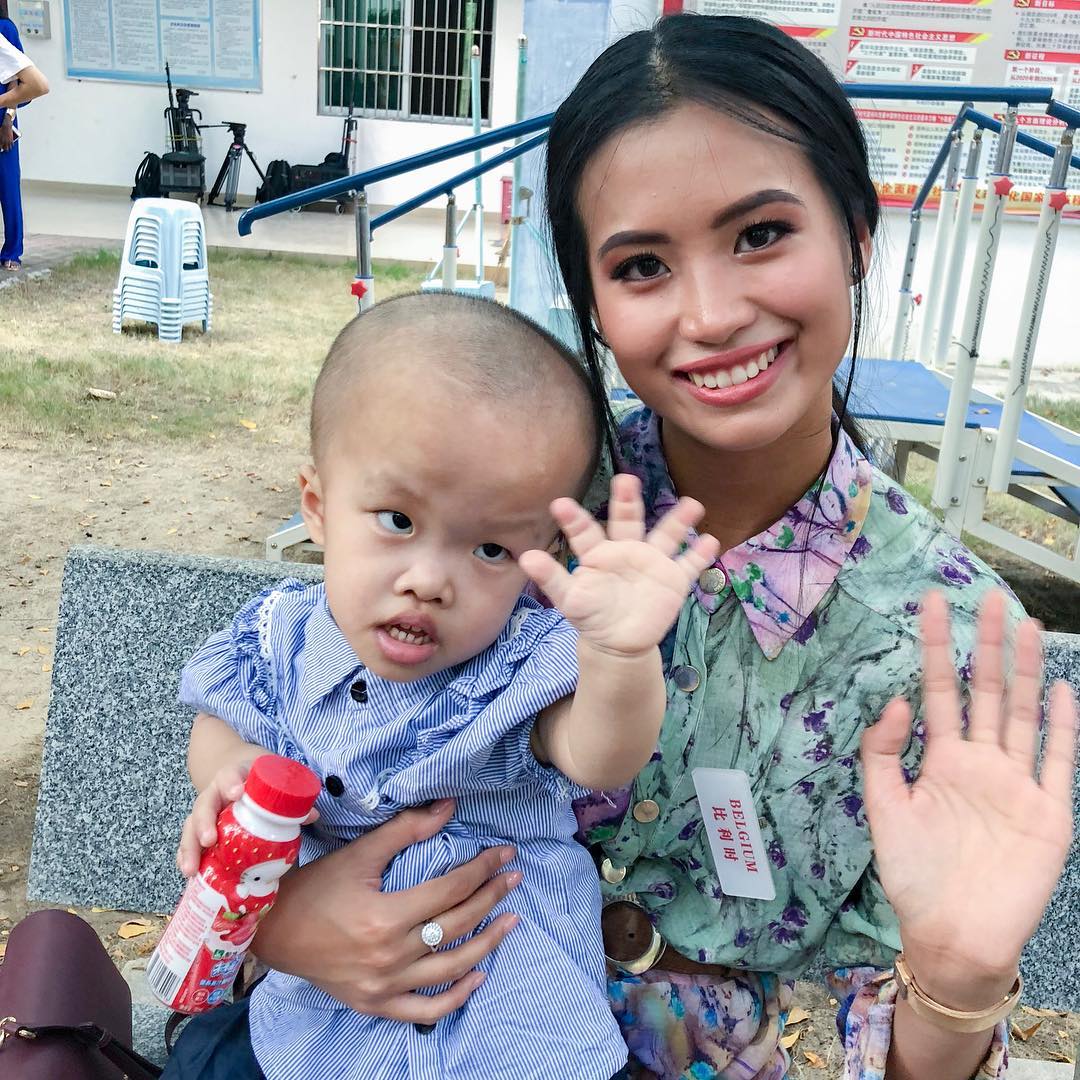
[208,144,243,210]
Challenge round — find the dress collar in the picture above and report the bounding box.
[609,406,873,660]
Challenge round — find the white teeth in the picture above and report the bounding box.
[388,624,431,645]
[686,346,780,390]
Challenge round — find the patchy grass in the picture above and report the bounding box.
[0,249,426,444]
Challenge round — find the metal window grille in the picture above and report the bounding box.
[319,0,494,123]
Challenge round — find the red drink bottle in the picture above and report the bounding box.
[147,754,321,1013]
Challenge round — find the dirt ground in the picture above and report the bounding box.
[2,430,1078,1075]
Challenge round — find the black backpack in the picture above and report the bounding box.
[131,152,161,200]
[256,159,292,203]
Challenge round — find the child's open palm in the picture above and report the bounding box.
[520,474,720,656]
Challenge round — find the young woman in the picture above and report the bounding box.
[209,17,1076,1080]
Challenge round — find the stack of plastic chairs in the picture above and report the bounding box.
[113,198,212,344]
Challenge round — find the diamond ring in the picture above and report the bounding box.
[420,920,445,951]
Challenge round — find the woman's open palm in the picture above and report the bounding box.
[861,590,1077,979]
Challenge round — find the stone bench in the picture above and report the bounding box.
[26,546,1080,1062]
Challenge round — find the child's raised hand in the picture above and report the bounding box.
[520,473,720,657]
[176,761,319,878]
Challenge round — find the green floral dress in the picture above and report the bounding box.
[574,405,1018,1079]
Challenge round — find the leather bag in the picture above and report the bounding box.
[0,908,162,1079]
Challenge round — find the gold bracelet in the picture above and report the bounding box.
[894,953,1023,1034]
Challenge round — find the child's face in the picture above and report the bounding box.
[579,102,870,456]
[301,370,592,682]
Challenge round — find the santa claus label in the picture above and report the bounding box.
[148,754,322,1013]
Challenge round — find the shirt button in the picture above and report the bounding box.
[633,799,660,824]
[324,775,345,798]
[601,857,627,884]
[672,665,700,692]
[698,566,727,594]
[414,1023,435,1035]
[350,679,368,703]
[359,791,380,811]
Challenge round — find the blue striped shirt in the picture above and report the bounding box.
[179,580,627,1080]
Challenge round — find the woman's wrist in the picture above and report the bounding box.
[899,946,1020,1013]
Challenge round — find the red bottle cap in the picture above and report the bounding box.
[244,755,322,819]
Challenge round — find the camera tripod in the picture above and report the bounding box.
[206,122,266,211]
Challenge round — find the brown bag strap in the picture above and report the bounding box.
[1,1018,163,1080]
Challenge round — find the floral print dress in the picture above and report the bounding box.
[574,405,1016,1080]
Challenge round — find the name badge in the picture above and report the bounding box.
[691,768,776,901]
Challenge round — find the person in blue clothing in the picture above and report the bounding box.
[162,291,720,1080]
[0,1,49,271]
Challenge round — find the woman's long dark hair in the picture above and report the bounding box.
[0,2,10,22]
[545,14,877,460]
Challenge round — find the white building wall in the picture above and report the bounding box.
[16,0,524,210]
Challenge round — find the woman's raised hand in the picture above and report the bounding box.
[253,799,521,1023]
[520,473,720,657]
[861,590,1077,1007]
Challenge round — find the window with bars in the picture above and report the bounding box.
[319,0,495,123]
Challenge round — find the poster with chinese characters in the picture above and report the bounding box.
[690,0,1079,216]
[63,0,261,91]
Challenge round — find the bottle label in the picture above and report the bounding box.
[148,805,301,1013]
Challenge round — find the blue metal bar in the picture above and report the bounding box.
[1048,99,1080,128]
[237,112,554,235]
[911,103,972,214]
[843,83,1055,106]
[967,108,1080,172]
[370,132,547,232]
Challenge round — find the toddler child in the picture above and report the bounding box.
[165,292,718,1080]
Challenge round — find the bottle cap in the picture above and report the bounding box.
[244,755,322,819]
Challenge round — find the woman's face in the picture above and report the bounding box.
[579,102,867,455]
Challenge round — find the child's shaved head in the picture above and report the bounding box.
[310,293,602,491]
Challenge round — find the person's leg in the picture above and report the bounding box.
[0,138,23,267]
[160,997,265,1080]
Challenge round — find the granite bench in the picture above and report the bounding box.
[26,546,1080,1063]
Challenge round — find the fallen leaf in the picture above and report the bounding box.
[0,942,6,959]
[780,1029,803,1050]
[117,918,154,940]
[1048,1052,1075,1064]
[42,663,52,673]
[28,494,41,500]
[15,699,32,710]
[87,387,117,401]
[142,498,151,505]
[239,419,257,431]
[803,1050,827,1068]
[268,485,283,493]
[36,645,48,655]
[16,646,29,656]
[13,779,29,788]
[1011,1019,1042,1042]
[167,527,178,535]
[100,479,112,487]
[37,627,49,633]
[9,865,18,872]
[787,1007,811,1025]
[90,907,112,913]
[1022,1006,1064,1018]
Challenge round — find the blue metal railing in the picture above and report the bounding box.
[239,82,1078,245]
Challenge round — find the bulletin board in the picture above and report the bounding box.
[63,0,261,91]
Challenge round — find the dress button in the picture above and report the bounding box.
[359,790,380,811]
[672,665,700,692]
[601,857,627,884]
[414,1023,436,1035]
[632,799,660,824]
[324,775,345,798]
[350,679,368,703]
[698,566,727,594]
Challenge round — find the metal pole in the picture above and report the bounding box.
[471,45,484,286]
[934,129,983,368]
[508,34,528,312]
[918,132,962,366]
[889,209,921,361]
[442,193,458,291]
[989,126,1074,492]
[354,190,374,313]
[933,108,1019,510]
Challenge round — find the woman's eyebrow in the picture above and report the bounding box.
[596,189,806,260]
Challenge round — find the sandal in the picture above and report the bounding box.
[1,260,20,271]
